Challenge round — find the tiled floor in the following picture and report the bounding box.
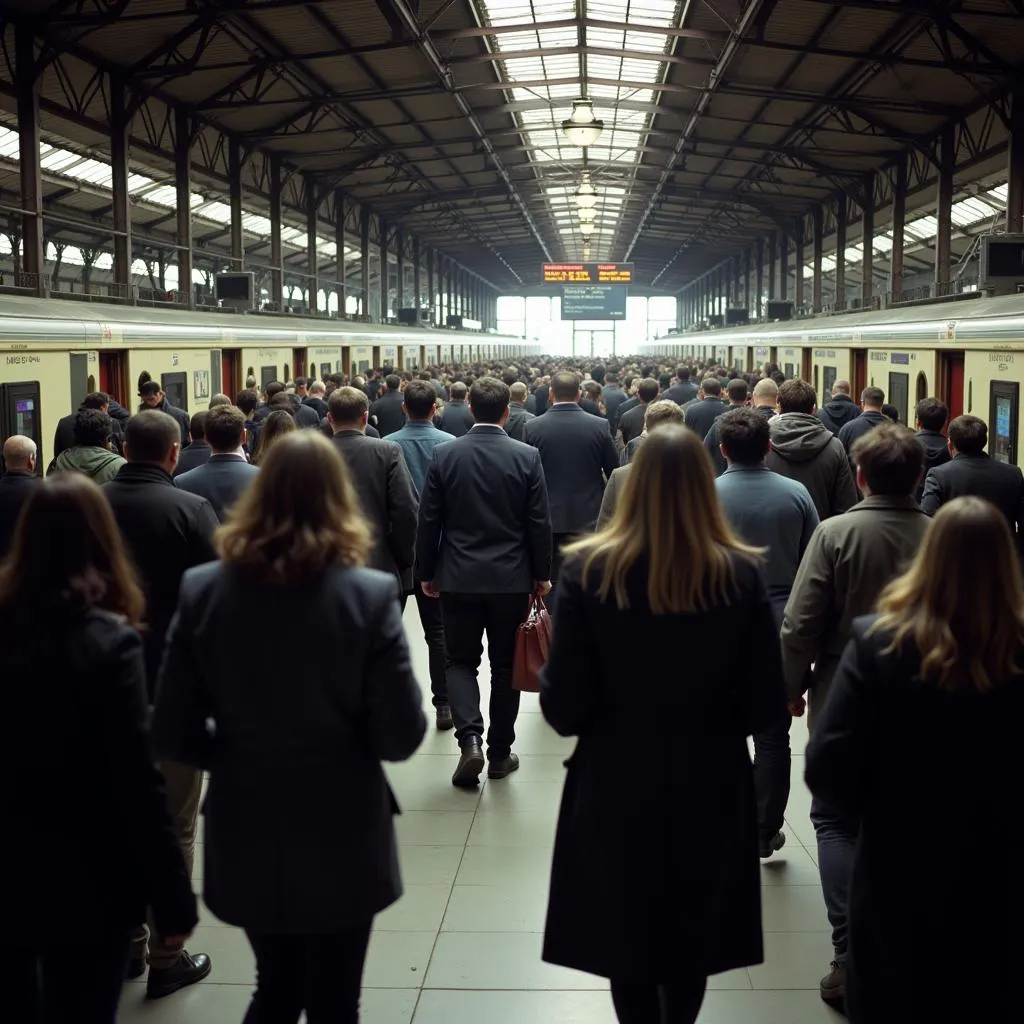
[120,605,845,1023]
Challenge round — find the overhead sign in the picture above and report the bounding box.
[543,262,634,284]
[561,284,628,321]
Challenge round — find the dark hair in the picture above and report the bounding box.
[851,422,923,496]
[139,380,161,398]
[501,368,518,386]
[205,405,246,452]
[699,377,722,397]
[717,407,771,465]
[861,386,885,407]
[469,377,510,424]
[188,410,208,442]
[236,390,259,416]
[294,376,307,389]
[591,364,606,384]
[328,386,369,425]
[551,371,581,401]
[402,380,437,419]
[385,374,401,392]
[450,381,469,400]
[254,409,297,465]
[881,403,900,423]
[265,381,285,399]
[124,410,180,463]
[0,473,144,628]
[658,373,671,389]
[726,378,748,404]
[81,391,110,410]
[677,366,691,381]
[948,414,987,455]
[269,393,296,414]
[916,398,948,432]
[777,379,817,414]
[73,409,113,447]
[638,378,660,403]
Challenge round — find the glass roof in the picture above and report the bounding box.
[479,0,681,259]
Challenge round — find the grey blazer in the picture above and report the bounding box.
[175,454,260,522]
[596,465,630,529]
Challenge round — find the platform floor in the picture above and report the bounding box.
[119,604,845,1023]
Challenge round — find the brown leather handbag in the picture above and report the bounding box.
[512,596,552,693]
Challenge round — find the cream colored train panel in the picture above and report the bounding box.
[0,347,73,466]
[965,349,1024,464]
[239,347,293,390]
[864,349,937,426]
[308,346,343,381]
[810,348,852,411]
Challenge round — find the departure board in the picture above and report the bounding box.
[561,284,628,320]
[542,262,634,284]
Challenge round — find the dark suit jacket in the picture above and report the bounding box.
[524,404,619,535]
[534,383,550,416]
[837,410,888,454]
[175,454,261,522]
[0,471,38,559]
[104,463,219,692]
[303,395,328,419]
[602,386,628,433]
[437,399,474,437]
[331,431,419,589]
[371,390,407,437]
[664,380,699,406]
[617,402,648,446]
[915,430,950,501]
[295,403,321,429]
[416,425,552,593]
[151,562,425,932]
[505,402,535,442]
[684,396,728,441]
[920,453,1024,531]
[172,440,212,477]
[55,409,125,457]
[8,610,197,940]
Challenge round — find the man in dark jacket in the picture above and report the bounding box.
[54,390,125,457]
[601,373,628,433]
[103,409,217,997]
[0,434,38,558]
[702,378,751,475]
[370,374,407,437]
[328,387,419,593]
[913,396,950,501]
[505,382,535,442]
[921,414,1024,532]
[682,376,728,442]
[417,377,552,788]
[818,379,860,435]
[172,412,211,477]
[139,381,191,449]
[437,381,475,437]
[617,377,659,447]
[663,365,700,406]
[837,386,888,456]
[302,380,329,420]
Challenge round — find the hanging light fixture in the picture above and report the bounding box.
[582,245,592,260]
[562,98,604,147]
[574,172,598,211]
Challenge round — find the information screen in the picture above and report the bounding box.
[986,240,1024,278]
[561,284,628,320]
[543,262,634,284]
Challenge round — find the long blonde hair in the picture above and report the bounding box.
[567,424,762,613]
[872,496,1024,691]
[217,430,371,584]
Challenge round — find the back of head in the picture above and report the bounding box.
[208,393,231,408]
[752,378,779,405]
[265,380,286,401]
[236,389,259,417]
[568,424,758,614]
[875,496,1024,691]
[718,407,771,465]
[310,381,326,397]
[699,376,721,397]
[294,377,307,390]
[915,397,948,432]
[509,382,528,404]
[637,377,660,403]
[551,371,581,402]
[606,372,619,386]
[777,378,817,415]
[0,473,143,627]
[124,410,180,465]
[658,373,671,391]
[948,413,986,454]
[189,410,208,442]
[256,409,297,462]
[3,434,36,470]
[861,385,885,409]
[74,408,114,448]
[501,368,518,386]
[269,393,296,415]
[881,403,900,423]
[677,365,690,381]
[217,431,371,585]
[402,379,437,420]
[642,399,685,433]
[850,422,922,496]
[469,377,510,424]
[591,364,606,384]
[726,378,748,405]
[81,391,110,411]
[328,386,369,425]
[450,381,468,402]
[582,380,602,400]
[832,379,851,396]
[385,374,401,392]
[205,405,246,453]
[245,375,257,390]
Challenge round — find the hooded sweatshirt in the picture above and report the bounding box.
[49,445,126,485]
[818,394,859,434]
[765,413,858,520]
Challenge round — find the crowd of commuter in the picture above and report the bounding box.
[2,351,1023,1024]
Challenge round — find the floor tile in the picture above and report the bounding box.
[118,980,252,1022]
[758,843,824,886]
[442,883,550,932]
[413,989,617,1024]
[697,989,847,1022]
[455,843,554,886]
[397,844,466,887]
[760,885,830,932]
[377,884,453,932]
[363,930,437,989]
[748,931,835,990]
[396,810,476,846]
[387,756,485,812]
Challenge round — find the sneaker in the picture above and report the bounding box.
[759,830,786,859]
[435,705,454,730]
[820,960,846,1008]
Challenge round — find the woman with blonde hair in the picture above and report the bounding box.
[151,430,425,1023]
[806,496,1024,1023]
[252,407,296,465]
[540,424,786,1024]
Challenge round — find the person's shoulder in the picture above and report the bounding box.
[326,565,399,604]
[179,560,223,602]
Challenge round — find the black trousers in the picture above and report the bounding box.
[243,922,372,1024]
[407,586,448,707]
[440,591,526,761]
[6,928,132,1024]
[549,532,578,607]
[753,713,792,841]
[610,977,707,1024]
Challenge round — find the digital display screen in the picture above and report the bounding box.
[216,273,253,301]
[543,262,634,284]
[561,284,628,321]
[986,241,1024,278]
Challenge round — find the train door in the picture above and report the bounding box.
[802,349,813,383]
[0,382,43,474]
[938,352,964,422]
[69,353,90,410]
[161,371,188,413]
[221,349,241,399]
[888,372,909,425]
[293,348,308,381]
[852,349,867,396]
[260,365,276,390]
[98,350,129,406]
[990,380,1019,465]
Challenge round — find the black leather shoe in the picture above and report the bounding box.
[145,951,212,1000]
[125,956,146,981]
[452,739,485,787]
[435,705,454,731]
[488,753,520,780]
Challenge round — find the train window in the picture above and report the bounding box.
[320,362,331,380]
[989,380,1019,465]
[888,372,909,424]
[282,363,289,382]
[246,366,255,379]
[784,363,795,379]
[916,372,928,404]
[87,374,96,393]
[260,366,276,389]
[823,365,837,406]
[160,372,188,413]
[813,365,819,401]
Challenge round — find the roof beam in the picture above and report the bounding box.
[449,44,716,69]
[433,18,725,43]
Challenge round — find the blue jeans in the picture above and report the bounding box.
[810,796,856,963]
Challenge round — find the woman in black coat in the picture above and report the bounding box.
[540,425,787,1024]
[2,474,197,1023]
[805,496,1024,1023]
[152,430,426,1024]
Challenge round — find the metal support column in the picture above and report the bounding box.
[110,77,133,302]
[15,23,44,294]
[890,157,906,301]
[174,109,194,308]
[812,206,823,312]
[743,249,752,314]
[755,239,764,318]
[767,234,778,301]
[379,221,390,323]
[229,140,244,269]
[360,208,371,317]
[335,192,346,317]
[269,157,283,310]
[794,220,805,311]
[305,175,318,315]
[935,124,955,296]
[1008,89,1024,234]
[778,231,789,302]
[413,237,422,313]
[427,248,436,324]
[395,229,405,312]
[835,195,847,310]
[861,175,874,309]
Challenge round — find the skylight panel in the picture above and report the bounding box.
[0,127,18,158]
[988,183,1009,203]
[39,149,82,172]
[72,158,114,185]
[905,215,938,240]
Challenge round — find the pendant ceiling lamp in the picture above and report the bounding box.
[575,172,598,210]
[562,98,604,148]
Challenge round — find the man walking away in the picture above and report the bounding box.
[664,365,699,406]
[913,397,950,502]
[173,412,211,476]
[601,373,628,434]
[703,378,751,476]
[818,379,859,435]
[417,378,552,788]
[837,386,887,456]
[0,435,38,558]
[505,382,535,442]
[682,376,728,442]
[617,377,659,448]
[437,381,475,437]
[371,374,407,437]
[781,423,930,1010]
[715,409,819,860]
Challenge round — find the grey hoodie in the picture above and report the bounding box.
[766,413,858,520]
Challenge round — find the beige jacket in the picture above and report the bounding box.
[597,465,630,529]
[780,495,931,721]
